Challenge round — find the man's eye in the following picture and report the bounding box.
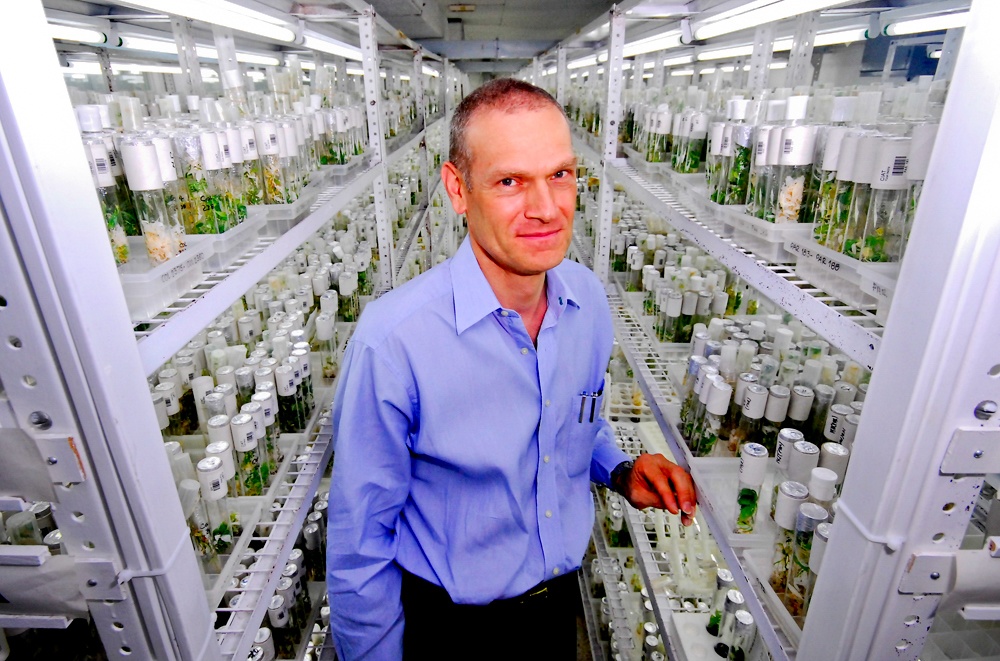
[500,177,515,186]
[553,170,570,179]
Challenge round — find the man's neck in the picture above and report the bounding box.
[470,243,549,343]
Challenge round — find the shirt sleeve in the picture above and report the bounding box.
[327,337,415,661]
[590,418,631,487]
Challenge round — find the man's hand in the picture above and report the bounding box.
[619,454,697,525]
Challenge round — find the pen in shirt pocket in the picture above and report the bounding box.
[578,379,605,423]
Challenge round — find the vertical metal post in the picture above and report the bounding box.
[787,12,817,88]
[412,49,430,209]
[631,54,647,90]
[651,51,666,90]
[333,55,347,90]
[171,17,203,100]
[881,41,899,82]
[96,50,114,93]
[212,26,249,116]
[798,3,1000,659]
[746,23,775,92]
[532,56,540,85]
[359,8,394,290]
[556,47,567,106]
[594,6,624,283]
[934,28,964,82]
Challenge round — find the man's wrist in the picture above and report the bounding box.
[610,460,634,496]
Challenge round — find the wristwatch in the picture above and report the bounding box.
[610,460,635,496]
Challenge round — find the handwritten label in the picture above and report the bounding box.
[788,241,813,260]
[160,250,206,283]
[813,251,841,272]
[869,281,889,298]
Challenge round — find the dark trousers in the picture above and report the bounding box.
[400,567,581,660]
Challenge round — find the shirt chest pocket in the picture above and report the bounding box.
[557,384,605,478]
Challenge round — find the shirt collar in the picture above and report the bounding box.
[450,236,583,334]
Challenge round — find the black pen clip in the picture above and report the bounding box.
[579,391,588,423]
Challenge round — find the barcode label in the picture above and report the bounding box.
[107,151,118,167]
[211,479,222,492]
[248,138,256,150]
[721,137,730,150]
[783,138,793,154]
[222,144,230,157]
[892,156,908,176]
[756,140,765,154]
[95,158,109,174]
[269,133,278,147]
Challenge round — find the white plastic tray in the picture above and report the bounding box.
[786,238,878,308]
[690,457,779,551]
[118,236,214,322]
[202,214,265,271]
[715,206,809,263]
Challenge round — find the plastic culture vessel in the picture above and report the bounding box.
[253,120,287,205]
[824,132,862,251]
[230,412,264,496]
[682,110,709,173]
[645,108,671,164]
[705,121,726,199]
[121,140,185,264]
[785,502,829,620]
[670,111,688,171]
[734,442,768,533]
[173,130,217,234]
[178,478,223,576]
[773,125,817,223]
[693,378,732,457]
[809,127,849,245]
[218,128,247,223]
[278,119,302,203]
[713,116,736,204]
[150,135,191,251]
[901,123,938,260]
[860,136,912,262]
[769,480,809,594]
[724,102,754,205]
[238,122,264,206]
[840,135,882,260]
[82,132,130,265]
[196,456,239,555]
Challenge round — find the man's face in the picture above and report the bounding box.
[444,104,577,277]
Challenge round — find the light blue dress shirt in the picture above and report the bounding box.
[327,236,630,660]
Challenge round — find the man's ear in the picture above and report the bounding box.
[441,161,468,215]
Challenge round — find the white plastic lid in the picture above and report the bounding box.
[784,95,810,121]
[833,382,857,405]
[775,427,804,470]
[205,440,236,480]
[230,413,256,452]
[773,327,794,354]
[731,99,750,121]
[766,100,786,122]
[690,112,709,135]
[809,466,838,501]
[242,402,266,440]
[819,441,850,483]
[788,440,821,484]
[835,134,861,182]
[854,91,882,125]
[907,123,938,181]
[708,122,725,156]
[226,127,245,163]
[240,125,260,160]
[254,122,280,156]
[76,105,103,132]
[121,141,164,192]
[774,480,809,530]
[739,442,769,487]
[778,125,816,166]
[821,126,849,172]
[830,96,856,123]
[275,365,296,396]
[151,137,179,183]
[871,137,911,190]
[200,131,223,171]
[766,124,784,165]
[742,383,769,419]
[178,479,201,519]
[764,385,790,422]
[850,135,882,185]
[787,385,815,422]
[706,379,733,417]
[197,456,227,501]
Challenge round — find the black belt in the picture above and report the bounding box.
[401,568,579,608]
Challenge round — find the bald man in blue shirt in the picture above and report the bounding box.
[327,77,696,660]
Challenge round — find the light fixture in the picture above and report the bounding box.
[422,65,440,77]
[568,54,599,70]
[928,48,943,59]
[694,0,855,41]
[120,35,281,67]
[50,23,106,44]
[662,54,694,66]
[697,44,753,61]
[302,33,362,61]
[114,0,294,42]
[698,67,717,74]
[814,27,869,46]
[670,68,694,76]
[885,11,968,36]
[623,29,682,58]
[769,61,788,69]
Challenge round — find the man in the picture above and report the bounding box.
[327,78,696,660]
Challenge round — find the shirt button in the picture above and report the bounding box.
[553,567,561,576]
[520,347,528,355]
[543,455,550,463]
[544,400,551,407]
[500,310,509,317]
[545,510,552,518]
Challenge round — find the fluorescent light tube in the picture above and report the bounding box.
[885,11,968,36]
[698,67,717,74]
[623,30,682,58]
[422,65,441,77]
[694,0,854,41]
[928,49,943,59]
[115,0,294,42]
[814,27,869,46]
[662,54,694,66]
[50,23,106,44]
[697,44,753,61]
[670,68,694,76]
[302,33,362,61]
[568,54,599,70]
[120,36,280,66]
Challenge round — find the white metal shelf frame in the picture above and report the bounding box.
[573,135,883,371]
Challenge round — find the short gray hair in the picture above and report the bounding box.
[448,78,567,188]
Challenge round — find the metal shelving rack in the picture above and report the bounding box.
[0,2,451,659]
[540,2,1000,660]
